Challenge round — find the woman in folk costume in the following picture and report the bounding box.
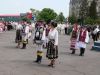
[46,21,58,67]
[33,22,46,64]
[77,26,89,56]
[70,23,78,54]
[21,22,30,49]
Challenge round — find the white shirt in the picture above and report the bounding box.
[48,28,58,45]
[93,27,100,34]
[16,24,23,30]
[25,25,29,34]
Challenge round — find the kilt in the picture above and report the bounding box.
[70,38,77,50]
[46,40,58,59]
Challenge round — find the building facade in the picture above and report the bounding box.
[69,0,100,18]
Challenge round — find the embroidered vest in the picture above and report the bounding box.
[79,30,87,42]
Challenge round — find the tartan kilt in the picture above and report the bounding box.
[46,40,58,59]
[70,38,77,50]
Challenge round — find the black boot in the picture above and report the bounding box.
[34,55,39,63]
[38,56,42,64]
[82,48,85,56]
[34,55,42,64]
[21,43,26,49]
[71,49,75,54]
[79,48,85,56]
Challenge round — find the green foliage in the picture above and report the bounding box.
[95,19,100,24]
[89,0,97,19]
[21,16,31,23]
[84,17,95,25]
[84,17,100,25]
[56,12,65,24]
[37,8,57,23]
[68,14,77,24]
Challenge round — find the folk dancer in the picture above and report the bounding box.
[21,22,30,49]
[77,26,89,56]
[46,21,58,67]
[16,23,23,48]
[70,23,78,54]
[33,23,46,63]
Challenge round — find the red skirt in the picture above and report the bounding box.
[70,38,77,50]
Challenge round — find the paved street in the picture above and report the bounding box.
[0,31,100,75]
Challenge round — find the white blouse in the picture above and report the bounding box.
[48,28,58,45]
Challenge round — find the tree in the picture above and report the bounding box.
[56,12,65,24]
[68,13,77,24]
[95,19,100,24]
[89,0,97,19]
[84,17,95,25]
[37,8,57,23]
[79,0,89,25]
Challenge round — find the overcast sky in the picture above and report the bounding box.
[0,0,70,17]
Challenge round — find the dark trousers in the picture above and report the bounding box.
[65,28,67,34]
[36,55,42,63]
[97,32,100,40]
[92,34,98,41]
[80,48,85,56]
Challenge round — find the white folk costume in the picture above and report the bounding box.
[43,25,50,48]
[21,25,29,49]
[46,28,58,59]
[33,25,46,63]
[77,28,89,56]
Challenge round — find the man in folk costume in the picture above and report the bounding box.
[16,22,23,48]
[77,26,89,56]
[70,23,78,54]
[21,22,30,49]
[33,22,46,63]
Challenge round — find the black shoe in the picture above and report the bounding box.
[79,54,84,56]
[48,64,52,66]
[34,60,38,63]
[37,61,41,64]
[48,64,55,68]
[21,47,26,49]
[71,52,75,54]
[34,60,41,64]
